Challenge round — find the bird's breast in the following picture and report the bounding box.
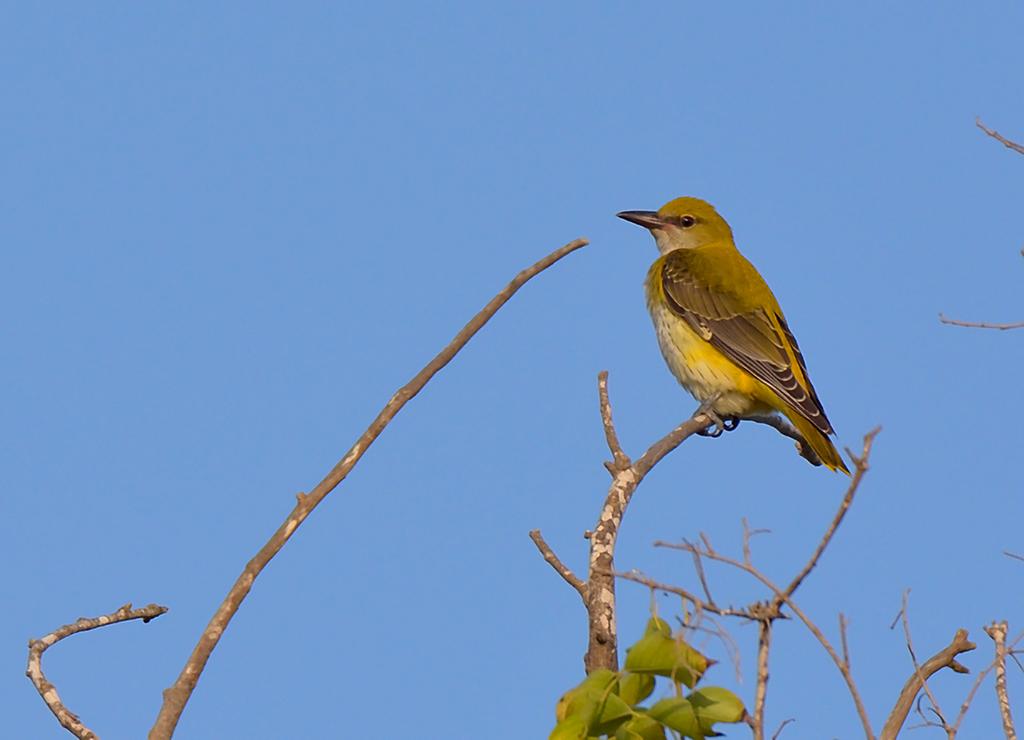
[646,293,763,417]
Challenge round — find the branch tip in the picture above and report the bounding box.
[149,237,589,738]
[28,603,169,740]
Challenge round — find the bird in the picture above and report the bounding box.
[617,196,849,474]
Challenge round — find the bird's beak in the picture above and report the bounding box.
[616,210,665,230]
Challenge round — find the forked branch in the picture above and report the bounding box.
[648,429,880,739]
[531,371,710,672]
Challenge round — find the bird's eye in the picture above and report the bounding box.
[679,215,697,228]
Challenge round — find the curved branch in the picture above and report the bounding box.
[27,603,169,739]
[776,427,879,603]
[149,238,588,739]
[880,629,976,740]
[938,313,1024,331]
[977,117,1024,156]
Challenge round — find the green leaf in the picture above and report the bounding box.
[647,697,704,738]
[614,713,667,740]
[553,669,630,737]
[689,687,746,725]
[619,672,656,706]
[645,616,673,637]
[624,629,709,687]
[593,692,635,736]
[549,715,591,740]
[578,669,619,692]
[555,670,619,722]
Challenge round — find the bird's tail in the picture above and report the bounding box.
[788,413,850,475]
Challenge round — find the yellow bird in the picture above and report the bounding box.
[618,196,849,474]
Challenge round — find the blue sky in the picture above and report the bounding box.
[3,3,1022,738]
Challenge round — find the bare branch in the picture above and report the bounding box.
[652,428,881,739]
[752,618,772,740]
[839,613,852,671]
[616,570,760,620]
[674,543,875,738]
[896,590,951,731]
[978,117,1024,156]
[745,413,823,466]
[986,621,1017,740]
[530,529,587,599]
[640,428,882,738]
[950,628,1024,734]
[631,413,712,479]
[880,627,976,740]
[777,427,879,603]
[597,370,630,472]
[939,313,1024,331]
[27,603,169,740]
[149,238,589,738]
[533,367,711,673]
[689,544,715,607]
[771,718,796,740]
[584,379,709,671]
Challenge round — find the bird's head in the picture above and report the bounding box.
[617,196,733,254]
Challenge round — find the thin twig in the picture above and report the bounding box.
[771,718,796,740]
[643,430,878,738]
[616,570,761,620]
[880,628,975,740]
[149,237,588,739]
[27,603,169,740]
[840,613,852,671]
[949,630,1024,734]
[978,117,1024,156]
[654,429,882,740]
[529,530,587,599]
[952,660,996,735]
[671,542,875,738]
[986,621,1017,740]
[939,313,1024,331]
[777,428,879,604]
[597,370,630,472]
[689,545,715,607]
[897,590,950,731]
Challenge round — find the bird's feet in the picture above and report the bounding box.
[695,403,740,438]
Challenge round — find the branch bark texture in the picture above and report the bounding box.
[27,603,168,740]
[586,373,708,671]
[531,371,708,673]
[986,621,1017,740]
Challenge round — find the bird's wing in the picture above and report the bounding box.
[661,252,834,435]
